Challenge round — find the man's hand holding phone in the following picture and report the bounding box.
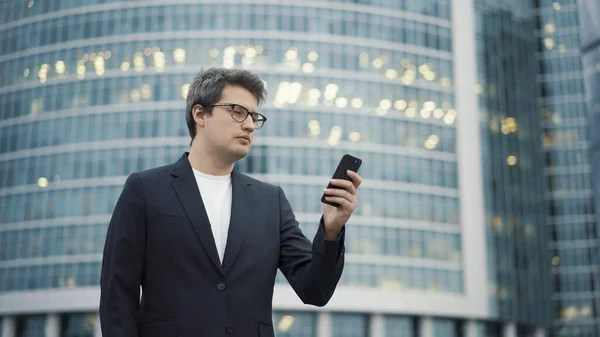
[321,154,363,240]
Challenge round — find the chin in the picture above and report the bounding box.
[230,146,251,161]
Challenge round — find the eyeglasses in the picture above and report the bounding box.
[210,103,267,130]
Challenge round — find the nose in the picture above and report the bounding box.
[241,116,256,132]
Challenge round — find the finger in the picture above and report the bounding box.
[346,170,363,188]
[323,188,358,204]
[329,179,357,195]
[323,196,356,210]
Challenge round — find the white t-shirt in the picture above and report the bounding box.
[192,169,232,264]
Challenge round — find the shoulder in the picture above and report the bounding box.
[136,162,174,179]
[235,170,281,194]
[123,162,174,188]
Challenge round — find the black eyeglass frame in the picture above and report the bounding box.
[207,103,267,130]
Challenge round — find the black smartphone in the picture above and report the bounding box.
[321,154,362,207]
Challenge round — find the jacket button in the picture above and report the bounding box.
[225,325,234,334]
[217,283,226,291]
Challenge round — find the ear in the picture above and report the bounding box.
[192,104,206,128]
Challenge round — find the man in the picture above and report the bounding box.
[99,68,362,337]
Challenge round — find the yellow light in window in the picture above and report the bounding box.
[308,120,320,136]
[507,155,517,166]
[120,62,130,72]
[209,49,219,58]
[394,100,407,111]
[419,64,431,74]
[328,126,342,146]
[379,99,392,110]
[581,306,592,317]
[424,135,439,150]
[444,115,455,125]
[401,59,411,68]
[493,216,502,233]
[323,84,339,100]
[433,108,445,119]
[385,69,398,79]
[552,256,559,265]
[308,89,321,100]
[77,64,86,79]
[174,48,186,64]
[94,57,105,76]
[544,38,554,50]
[372,58,384,69]
[401,76,413,85]
[376,108,387,116]
[141,85,151,99]
[144,48,152,56]
[277,315,295,333]
[335,97,348,108]
[24,68,30,77]
[285,48,298,60]
[153,51,166,72]
[244,47,257,59]
[302,63,315,73]
[405,108,416,118]
[420,109,432,119]
[134,53,145,71]
[440,77,451,87]
[55,61,65,75]
[545,23,556,34]
[181,84,190,99]
[423,101,436,111]
[37,177,48,188]
[351,98,363,108]
[424,71,436,81]
[553,2,561,10]
[349,132,361,142]
[308,51,319,62]
[130,90,141,102]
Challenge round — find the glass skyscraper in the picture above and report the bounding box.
[537,0,600,336]
[474,0,551,327]
[0,1,550,337]
[579,0,600,250]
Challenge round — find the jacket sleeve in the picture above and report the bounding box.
[99,172,146,337]
[276,186,345,307]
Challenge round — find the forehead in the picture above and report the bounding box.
[219,84,259,111]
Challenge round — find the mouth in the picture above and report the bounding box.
[237,136,251,143]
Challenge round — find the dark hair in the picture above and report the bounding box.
[185,67,267,143]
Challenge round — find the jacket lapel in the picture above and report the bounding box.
[170,153,224,275]
[222,167,255,275]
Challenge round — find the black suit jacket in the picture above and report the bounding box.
[99,152,345,337]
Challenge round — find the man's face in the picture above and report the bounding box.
[196,84,259,163]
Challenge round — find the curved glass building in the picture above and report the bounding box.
[0,1,550,336]
[579,0,600,252]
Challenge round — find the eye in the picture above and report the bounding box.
[232,105,247,116]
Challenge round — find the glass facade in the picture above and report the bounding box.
[474,0,552,326]
[537,0,600,336]
[60,313,96,337]
[579,0,600,269]
[0,0,550,337]
[331,313,369,337]
[0,0,462,299]
[15,315,46,337]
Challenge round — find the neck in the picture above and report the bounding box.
[188,139,234,176]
